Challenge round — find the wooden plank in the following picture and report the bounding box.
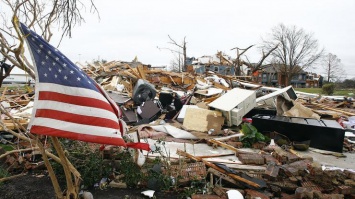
[311,102,355,116]
[137,64,146,80]
[0,87,7,101]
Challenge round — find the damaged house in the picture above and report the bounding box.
[187,51,252,77]
[256,64,322,88]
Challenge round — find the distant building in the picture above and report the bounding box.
[256,64,322,88]
[187,51,251,76]
[3,73,34,84]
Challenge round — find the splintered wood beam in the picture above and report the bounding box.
[169,76,177,85]
[311,102,355,116]
[137,64,146,80]
[208,139,241,154]
[0,87,7,101]
[125,64,141,79]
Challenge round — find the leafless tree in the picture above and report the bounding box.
[262,23,324,86]
[231,44,278,79]
[166,35,187,71]
[0,0,99,86]
[169,53,184,72]
[322,53,345,82]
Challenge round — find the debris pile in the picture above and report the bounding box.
[1,60,355,198]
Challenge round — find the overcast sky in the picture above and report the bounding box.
[16,0,355,78]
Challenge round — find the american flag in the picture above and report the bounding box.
[20,23,126,146]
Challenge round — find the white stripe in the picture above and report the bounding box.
[35,100,118,122]
[31,118,122,137]
[38,82,108,102]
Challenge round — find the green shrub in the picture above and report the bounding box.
[52,140,110,189]
[241,123,270,147]
[322,83,335,95]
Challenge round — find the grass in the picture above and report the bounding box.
[295,88,355,96]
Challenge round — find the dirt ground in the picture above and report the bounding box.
[0,174,181,199]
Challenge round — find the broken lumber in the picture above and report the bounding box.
[176,149,261,189]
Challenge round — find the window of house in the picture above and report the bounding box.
[262,74,267,81]
[214,66,219,72]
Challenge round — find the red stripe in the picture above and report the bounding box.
[38,91,115,113]
[126,143,151,151]
[35,109,120,129]
[30,126,126,146]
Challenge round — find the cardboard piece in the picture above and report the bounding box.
[284,101,320,119]
[183,107,224,132]
[177,105,200,122]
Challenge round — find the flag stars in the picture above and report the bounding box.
[77,77,81,81]
[44,73,47,77]
[31,37,35,41]
[48,51,51,55]
[63,63,67,67]
[55,57,59,61]
[64,76,68,80]
[41,61,45,65]
[39,44,43,48]
[48,67,52,71]
[37,49,41,53]
[70,70,74,74]
[58,69,62,73]
[54,74,58,78]
[52,62,56,66]
[45,56,49,59]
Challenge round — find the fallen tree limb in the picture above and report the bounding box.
[0,173,26,183]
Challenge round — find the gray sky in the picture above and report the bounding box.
[39,0,355,78]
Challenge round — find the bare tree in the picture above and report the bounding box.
[169,53,184,72]
[322,53,345,82]
[0,0,99,86]
[262,23,324,86]
[167,35,187,71]
[231,44,278,80]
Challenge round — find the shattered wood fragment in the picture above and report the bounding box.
[273,148,301,164]
[191,194,224,199]
[212,186,228,198]
[169,162,207,183]
[208,139,242,154]
[337,185,355,195]
[137,64,146,80]
[263,163,280,180]
[238,153,265,165]
[208,168,241,186]
[244,189,270,199]
[311,102,355,116]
